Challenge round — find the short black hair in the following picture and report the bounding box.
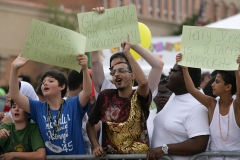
[68,70,83,91]
[109,52,131,70]
[217,70,236,95]
[41,70,67,98]
[188,67,201,88]
[18,75,31,84]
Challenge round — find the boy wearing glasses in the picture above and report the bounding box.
[87,37,152,156]
[0,82,45,160]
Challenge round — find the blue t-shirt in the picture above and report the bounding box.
[27,96,89,155]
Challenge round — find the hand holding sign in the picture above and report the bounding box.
[12,53,28,69]
[121,35,132,53]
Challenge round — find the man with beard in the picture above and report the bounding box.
[147,64,210,160]
[87,37,153,157]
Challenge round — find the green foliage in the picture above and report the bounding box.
[173,14,199,35]
[47,0,78,31]
[173,12,210,36]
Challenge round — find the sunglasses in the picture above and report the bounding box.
[110,68,132,76]
[170,68,182,72]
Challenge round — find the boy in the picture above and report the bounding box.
[8,53,92,155]
[0,81,45,160]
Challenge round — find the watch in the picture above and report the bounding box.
[162,144,169,154]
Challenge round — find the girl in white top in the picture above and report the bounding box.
[176,54,240,160]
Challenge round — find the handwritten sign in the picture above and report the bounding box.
[22,19,87,72]
[77,5,140,52]
[179,25,240,70]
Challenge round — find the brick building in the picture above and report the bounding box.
[0,0,240,87]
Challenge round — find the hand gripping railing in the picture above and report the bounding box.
[190,151,240,160]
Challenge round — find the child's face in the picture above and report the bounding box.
[11,103,27,122]
[41,76,64,97]
[211,74,227,96]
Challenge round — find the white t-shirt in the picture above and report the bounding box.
[147,108,157,147]
[152,92,210,160]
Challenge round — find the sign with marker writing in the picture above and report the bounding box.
[179,25,240,70]
[22,19,87,72]
[77,5,140,52]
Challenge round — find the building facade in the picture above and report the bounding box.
[0,0,240,86]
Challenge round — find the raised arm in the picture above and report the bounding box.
[8,53,30,113]
[122,36,149,98]
[235,55,240,109]
[90,50,105,93]
[176,53,214,109]
[90,7,106,93]
[77,54,92,107]
[131,44,164,94]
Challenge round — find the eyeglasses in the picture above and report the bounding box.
[110,68,132,76]
[157,91,172,96]
[170,68,182,72]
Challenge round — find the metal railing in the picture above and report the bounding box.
[190,151,240,160]
[45,152,240,160]
[46,154,173,160]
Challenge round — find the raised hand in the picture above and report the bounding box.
[176,53,182,63]
[92,7,105,14]
[0,128,10,139]
[77,54,88,69]
[121,35,132,54]
[176,53,187,70]
[237,55,240,71]
[11,53,28,69]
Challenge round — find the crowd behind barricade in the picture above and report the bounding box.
[0,6,240,160]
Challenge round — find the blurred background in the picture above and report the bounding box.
[0,0,240,93]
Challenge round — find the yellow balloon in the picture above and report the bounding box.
[130,22,152,60]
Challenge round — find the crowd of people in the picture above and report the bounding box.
[0,6,240,160]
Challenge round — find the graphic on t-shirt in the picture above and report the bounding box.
[43,113,73,153]
[14,144,25,152]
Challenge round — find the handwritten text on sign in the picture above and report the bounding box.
[179,25,240,70]
[77,5,140,52]
[22,19,87,72]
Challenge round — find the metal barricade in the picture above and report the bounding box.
[46,154,173,160]
[190,151,240,160]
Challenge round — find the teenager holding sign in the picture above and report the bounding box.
[176,53,240,159]
[8,53,92,155]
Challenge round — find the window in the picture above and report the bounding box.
[118,0,123,6]
[137,0,142,14]
[156,0,161,17]
[171,0,175,21]
[185,0,188,18]
[178,0,182,22]
[149,0,153,17]
[163,0,167,19]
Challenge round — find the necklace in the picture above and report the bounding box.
[218,100,232,141]
[46,100,64,139]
